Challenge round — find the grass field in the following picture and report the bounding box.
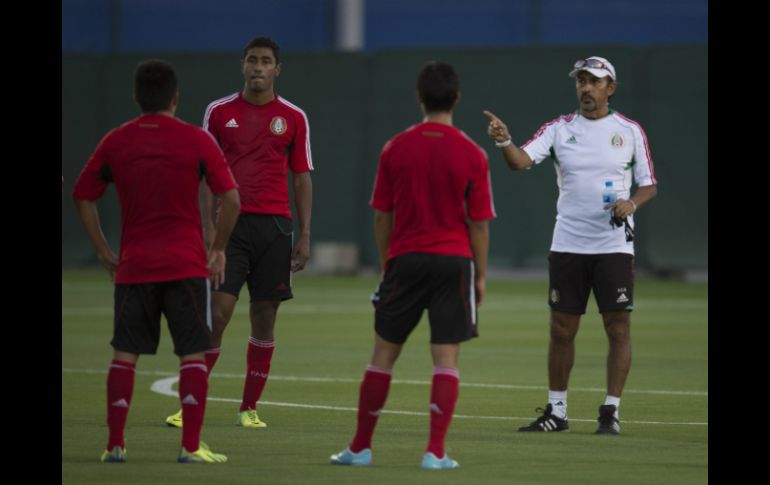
[62,269,707,484]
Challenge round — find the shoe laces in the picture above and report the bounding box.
[531,405,556,424]
[246,409,258,421]
[598,408,617,425]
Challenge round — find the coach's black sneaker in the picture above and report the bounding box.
[595,404,621,435]
[517,404,569,432]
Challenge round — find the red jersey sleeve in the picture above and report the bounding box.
[72,130,114,201]
[467,149,496,221]
[288,110,313,174]
[370,139,394,212]
[203,103,221,144]
[199,130,237,194]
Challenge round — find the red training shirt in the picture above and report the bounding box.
[203,93,313,218]
[72,114,238,284]
[370,121,496,263]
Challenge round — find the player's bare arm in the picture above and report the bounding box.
[291,171,313,272]
[199,181,216,250]
[73,199,119,281]
[207,188,240,289]
[483,110,534,170]
[468,219,489,305]
[374,210,394,275]
[609,184,658,219]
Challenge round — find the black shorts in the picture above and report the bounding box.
[548,251,635,315]
[216,214,294,302]
[111,278,213,356]
[372,253,478,344]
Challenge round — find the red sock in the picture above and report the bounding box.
[179,360,208,452]
[350,365,392,453]
[239,338,274,412]
[106,359,135,450]
[426,368,460,458]
[204,348,220,376]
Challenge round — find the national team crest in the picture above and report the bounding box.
[550,289,560,304]
[270,116,287,135]
[610,133,625,148]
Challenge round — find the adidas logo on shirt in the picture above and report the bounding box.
[566,135,577,144]
[616,293,629,303]
[225,118,239,128]
[111,398,129,408]
[182,394,199,405]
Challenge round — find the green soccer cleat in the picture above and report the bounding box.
[178,441,228,463]
[166,409,183,428]
[100,446,126,463]
[236,409,267,428]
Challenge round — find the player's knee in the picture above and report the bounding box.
[251,301,279,322]
[603,316,630,342]
[212,306,233,328]
[549,314,578,342]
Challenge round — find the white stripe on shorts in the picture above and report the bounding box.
[470,261,476,325]
[205,279,212,332]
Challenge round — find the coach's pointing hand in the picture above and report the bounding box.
[483,110,511,143]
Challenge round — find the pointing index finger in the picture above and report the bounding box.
[482,110,499,122]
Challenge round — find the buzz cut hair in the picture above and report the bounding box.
[417,61,459,113]
[243,36,280,64]
[134,59,177,113]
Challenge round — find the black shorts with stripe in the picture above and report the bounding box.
[547,251,635,315]
[216,214,293,302]
[372,253,478,344]
[111,278,213,356]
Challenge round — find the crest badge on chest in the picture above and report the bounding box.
[270,116,287,135]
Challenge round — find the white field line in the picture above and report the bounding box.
[62,368,707,397]
[62,368,708,426]
[148,376,706,426]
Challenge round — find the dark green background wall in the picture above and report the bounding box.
[62,46,707,271]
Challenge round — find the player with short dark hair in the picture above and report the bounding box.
[242,36,280,64]
[164,36,313,430]
[73,58,240,463]
[330,61,495,470]
[133,60,177,112]
[484,56,657,435]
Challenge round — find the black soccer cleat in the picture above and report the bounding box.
[595,404,621,435]
[517,403,569,432]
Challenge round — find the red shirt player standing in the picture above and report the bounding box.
[330,62,495,470]
[73,59,240,464]
[165,37,313,430]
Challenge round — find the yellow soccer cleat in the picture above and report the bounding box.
[236,409,267,428]
[166,409,183,428]
[178,441,227,463]
[100,446,126,463]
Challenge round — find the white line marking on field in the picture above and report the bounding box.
[148,376,707,427]
[62,368,707,427]
[62,368,707,397]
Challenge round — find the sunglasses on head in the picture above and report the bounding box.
[574,58,610,71]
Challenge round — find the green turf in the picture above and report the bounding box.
[62,269,707,484]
